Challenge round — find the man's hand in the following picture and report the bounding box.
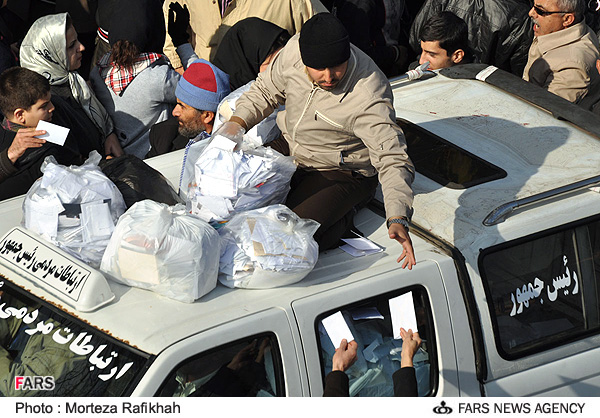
[227,340,258,371]
[332,339,357,372]
[7,128,47,163]
[389,223,416,269]
[400,328,421,368]
[212,120,246,148]
[104,133,124,158]
[168,2,191,47]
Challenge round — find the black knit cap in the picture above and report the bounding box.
[299,13,350,69]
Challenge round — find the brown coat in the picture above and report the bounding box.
[233,35,415,220]
[523,22,600,110]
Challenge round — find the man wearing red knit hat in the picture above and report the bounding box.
[148,59,230,156]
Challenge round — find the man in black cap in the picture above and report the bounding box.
[223,13,416,269]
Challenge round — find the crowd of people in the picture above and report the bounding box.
[0,0,599,396]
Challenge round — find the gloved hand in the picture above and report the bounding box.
[212,120,246,149]
[168,2,191,47]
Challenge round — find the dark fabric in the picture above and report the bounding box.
[50,84,105,156]
[94,0,118,32]
[299,12,350,69]
[0,125,82,200]
[212,17,290,90]
[409,0,533,76]
[323,367,418,397]
[0,9,18,73]
[108,0,165,53]
[99,154,183,208]
[146,117,189,158]
[285,168,377,250]
[268,134,377,251]
[322,0,400,76]
[323,371,349,397]
[0,146,17,183]
[393,367,418,397]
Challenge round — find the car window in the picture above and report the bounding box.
[0,278,150,396]
[156,333,284,397]
[315,287,435,396]
[397,118,507,189]
[480,217,600,359]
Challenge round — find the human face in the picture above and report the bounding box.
[306,61,348,91]
[22,92,54,127]
[529,0,573,37]
[173,100,206,138]
[66,24,85,71]
[419,41,456,70]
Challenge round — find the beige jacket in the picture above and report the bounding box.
[233,35,415,220]
[163,0,327,68]
[523,22,600,109]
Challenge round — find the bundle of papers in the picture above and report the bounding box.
[218,205,320,289]
[101,201,220,303]
[186,136,296,224]
[23,151,126,267]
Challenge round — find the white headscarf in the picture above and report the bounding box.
[20,13,113,138]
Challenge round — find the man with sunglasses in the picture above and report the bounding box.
[523,0,600,110]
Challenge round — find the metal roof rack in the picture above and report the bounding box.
[483,175,600,226]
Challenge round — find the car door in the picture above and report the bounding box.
[291,259,461,396]
[131,308,305,396]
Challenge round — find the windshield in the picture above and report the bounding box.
[0,276,151,396]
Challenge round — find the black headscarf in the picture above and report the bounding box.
[212,17,290,90]
[109,0,165,53]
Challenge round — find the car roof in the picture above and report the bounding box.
[390,70,600,264]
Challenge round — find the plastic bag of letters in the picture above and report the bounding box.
[22,151,126,267]
[100,200,220,303]
[219,205,320,289]
[185,136,296,225]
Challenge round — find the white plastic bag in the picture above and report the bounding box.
[22,151,126,267]
[214,81,281,148]
[100,200,220,303]
[185,136,296,225]
[219,205,320,289]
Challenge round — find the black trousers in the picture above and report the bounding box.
[270,136,377,250]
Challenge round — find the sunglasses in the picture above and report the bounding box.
[532,4,572,16]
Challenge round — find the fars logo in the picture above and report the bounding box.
[15,376,55,391]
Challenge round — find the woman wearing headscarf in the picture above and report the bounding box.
[20,12,123,158]
[212,18,291,147]
[212,17,291,91]
[89,0,197,158]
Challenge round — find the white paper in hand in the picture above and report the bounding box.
[321,311,354,348]
[389,292,418,339]
[36,120,70,146]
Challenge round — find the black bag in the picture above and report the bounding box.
[99,154,183,208]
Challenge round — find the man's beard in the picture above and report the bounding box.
[178,121,206,139]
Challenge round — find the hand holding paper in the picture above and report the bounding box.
[389,292,418,339]
[321,311,354,348]
[36,120,70,146]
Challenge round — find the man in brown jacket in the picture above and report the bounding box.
[523,0,600,109]
[223,13,416,269]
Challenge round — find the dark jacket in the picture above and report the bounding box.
[146,117,189,158]
[0,124,82,200]
[322,0,401,76]
[409,0,533,76]
[323,367,418,397]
